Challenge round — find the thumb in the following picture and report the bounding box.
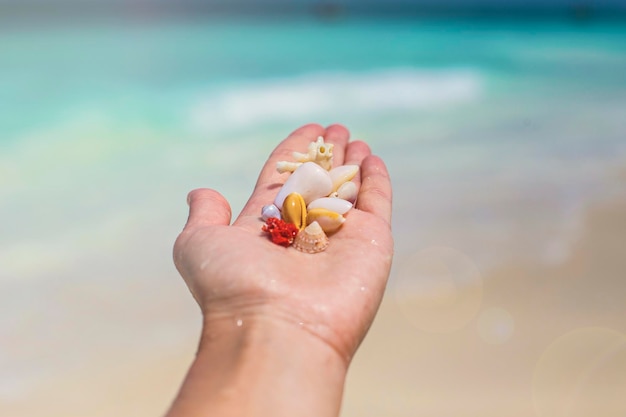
[184,188,232,230]
[173,188,231,279]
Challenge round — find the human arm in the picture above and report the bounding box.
[167,123,393,417]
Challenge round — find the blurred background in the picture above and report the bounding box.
[1,1,626,416]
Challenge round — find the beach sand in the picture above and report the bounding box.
[342,196,626,417]
[3,194,625,417]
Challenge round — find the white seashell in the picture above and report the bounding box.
[336,181,358,203]
[307,197,352,215]
[306,208,346,233]
[261,204,281,221]
[277,136,334,172]
[274,162,333,208]
[293,221,329,253]
[329,165,359,192]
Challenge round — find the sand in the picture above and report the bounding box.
[3,196,625,417]
[342,197,626,417]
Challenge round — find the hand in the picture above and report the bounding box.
[174,123,393,361]
[169,124,393,417]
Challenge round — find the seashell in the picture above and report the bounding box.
[336,181,358,203]
[261,204,281,221]
[277,136,334,172]
[293,221,329,253]
[274,162,333,208]
[282,192,307,230]
[329,165,359,192]
[307,197,352,215]
[306,208,346,233]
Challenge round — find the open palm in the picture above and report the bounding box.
[173,124,393,362]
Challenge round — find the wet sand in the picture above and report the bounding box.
[3,196,625,417]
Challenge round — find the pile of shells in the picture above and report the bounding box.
[261,136,359,253]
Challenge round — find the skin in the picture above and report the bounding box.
[168,123,393,417]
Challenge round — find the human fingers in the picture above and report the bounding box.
[323,123,350,167]
[174,188,232,277]
[342,140,371,193]
[355,155,392,224]
[235,123,325,223]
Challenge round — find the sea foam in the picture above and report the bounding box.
[188,68,483,132]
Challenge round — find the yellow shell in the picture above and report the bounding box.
[282,192,307,230]
[293,221,329,253]
[306,208,345,233]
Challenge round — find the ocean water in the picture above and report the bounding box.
[1,16,626,408]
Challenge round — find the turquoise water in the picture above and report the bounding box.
[1,17,626,404]
[2,17,625,257]
[3,18,626,136]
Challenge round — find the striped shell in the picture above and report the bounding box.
[293,221,329,253]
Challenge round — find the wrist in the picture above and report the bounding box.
[167,310,348,417]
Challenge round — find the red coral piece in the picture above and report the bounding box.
[262,217,299,247]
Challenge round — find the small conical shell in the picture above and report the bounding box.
[293,221,329,253]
